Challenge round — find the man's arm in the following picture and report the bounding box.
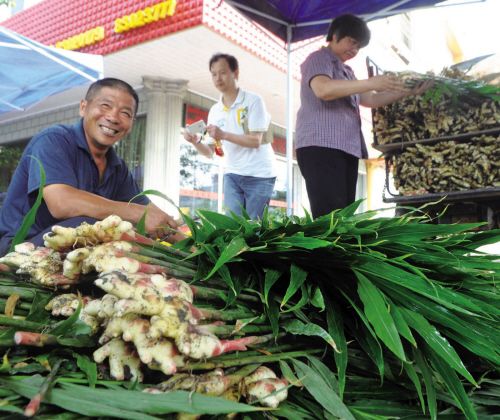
[205,95,268,149]
[206,126,263,148]
[183,131,215,158]
[43,184,180,240]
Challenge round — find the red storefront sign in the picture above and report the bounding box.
[184,104,208,126]
[3,0,298,76]
[3,0,203,55]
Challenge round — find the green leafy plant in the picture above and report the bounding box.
[1,200,498,418]
[9,156,46,251]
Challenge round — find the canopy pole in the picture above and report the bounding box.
[285,25,294,216]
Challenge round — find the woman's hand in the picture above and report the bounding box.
[369,74,407,93]
[410,79,434,96]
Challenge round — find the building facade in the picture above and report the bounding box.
[2,0,424,216]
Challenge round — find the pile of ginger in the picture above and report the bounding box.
[1,215,288,410]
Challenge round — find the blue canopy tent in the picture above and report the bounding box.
[224,0,453,214]
[0,26,103,115]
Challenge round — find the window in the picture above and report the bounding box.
[0,143,25,191]
[114,116,147,188]
[179,142,220,215]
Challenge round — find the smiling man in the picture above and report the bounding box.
[0,78,181,256]
[295,15,430,218]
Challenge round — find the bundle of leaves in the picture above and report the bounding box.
[1,201,499,419]
[180,201,499,419]
[394,68,500,107]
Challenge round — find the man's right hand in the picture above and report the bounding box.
[144,204,184,243]
[43,184,186,243]
[183,130,199,145]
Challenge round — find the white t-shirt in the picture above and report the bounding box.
[207,89,276,178]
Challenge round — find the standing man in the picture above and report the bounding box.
[183,53,276,219]
[295,14,429,218]
[0,78,181,256]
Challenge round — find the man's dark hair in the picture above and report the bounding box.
[209,53,239,72]
[326,14,370,47]
[85,78,139,115]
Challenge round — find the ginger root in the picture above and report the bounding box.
[1,244,74,287]
[243,368,288,409]
[100,314,184,375]
[93,338,143,382]
[43,215,135,251]
[63,242,163,278]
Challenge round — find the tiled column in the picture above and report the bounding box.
[142,76,187,216]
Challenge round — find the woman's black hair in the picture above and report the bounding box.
[326,14,371,47]
[209,53,239,72]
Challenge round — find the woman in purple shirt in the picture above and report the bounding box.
[295,14,428,218]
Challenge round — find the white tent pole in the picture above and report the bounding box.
[0,98,24,111]
[285,25,294,216]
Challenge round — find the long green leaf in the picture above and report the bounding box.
[401,308,476,385]
[60,382,260,415]
[388,301,416,346]
[10,156,46,250]
[75,353,97,388]
[306,355,339,394]
[281,234,332,249]
[402,361,425,415]
[413,348,437,420]
[357,260,484,316]
[206,236,249,279]
[283,319,338,352]
[281,285,310,313]
[281,264,308,308]
[197,210,241,230]
[292,359,355,420]
[340,290,385,378]
[136,208,147,235]
[426,345,478,420]
[310,285,325,310]
[264,269,281,305]
[325,297,347,398]
[355,270,406,361]
[0,376,261,417]
[0,376,158,419]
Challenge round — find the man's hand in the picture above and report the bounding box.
[144,204,185,243]
[43,184,186,243]
[183,130,199,145]
[206,125,225,141]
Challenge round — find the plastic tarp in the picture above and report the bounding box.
[224,0,448,43]
[0,26,103,115]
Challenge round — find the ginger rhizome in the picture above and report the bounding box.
[7,214,288,410]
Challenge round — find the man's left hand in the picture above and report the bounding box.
[206,125,225,140]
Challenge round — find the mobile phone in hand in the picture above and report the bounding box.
[185,120,207,135]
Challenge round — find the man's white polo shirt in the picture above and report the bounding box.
[208,89,276,178]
